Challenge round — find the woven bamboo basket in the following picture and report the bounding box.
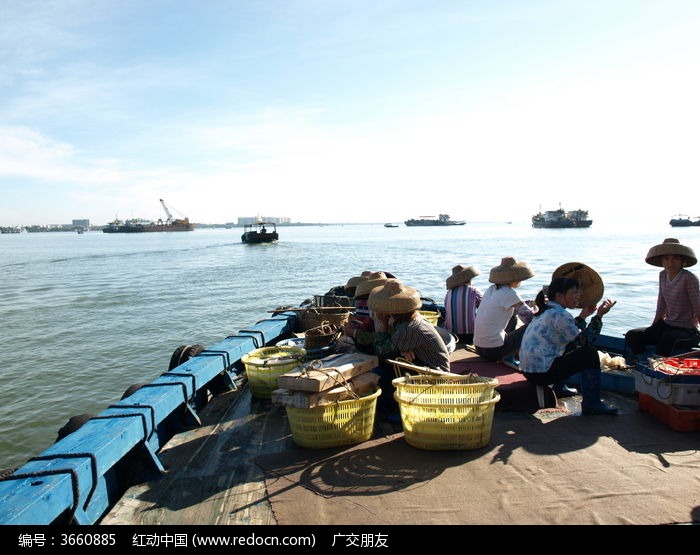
[304,321,342,350]
[313,294,353,307]
[393,374,500,450]
[286,387,381,448]
[298,308,350,331]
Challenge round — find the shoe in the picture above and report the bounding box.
[552,382,578,398]
[500,354,519,367]
[581,367,618,415]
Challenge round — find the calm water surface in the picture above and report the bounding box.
[1,221,698,469]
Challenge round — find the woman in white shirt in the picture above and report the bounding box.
[473,257,536,365]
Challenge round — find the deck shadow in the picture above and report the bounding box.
[256,433,486,499]
[255,411,700,525]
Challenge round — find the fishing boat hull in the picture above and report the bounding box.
[241,231,279,243]
[1,293,697,526]
[241,222,279,243]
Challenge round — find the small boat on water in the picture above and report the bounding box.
[404,214,465,226]
[532,207,592,228]
[1,281,698,526]
[102,199,194,233]
[669,214,700,227]
[384,223,399,228]
[241,221,279,243]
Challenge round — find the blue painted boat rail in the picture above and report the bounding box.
[0,311,297,525]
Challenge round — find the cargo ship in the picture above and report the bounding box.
[102,199,194,233]
[532,207,592,228]
[669,214,700,227]
[404,214,465,226]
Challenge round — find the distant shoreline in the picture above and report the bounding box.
[2,221,531,232]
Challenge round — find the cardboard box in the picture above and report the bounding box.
[277,352,378,392]
[272,372,380,408]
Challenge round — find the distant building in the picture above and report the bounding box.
[72,219,90,228]
[237,216,291,225]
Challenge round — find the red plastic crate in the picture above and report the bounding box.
[638,393,700,432]
[650,357,700,376]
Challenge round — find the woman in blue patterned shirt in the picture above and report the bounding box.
[519,277,618,415]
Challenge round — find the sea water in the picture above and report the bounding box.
[1,221,697,469]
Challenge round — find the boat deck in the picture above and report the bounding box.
[102,346,699,526]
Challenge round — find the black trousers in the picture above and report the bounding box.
[523,344,600,386]
[475,325,527,362]
[626,320,699,356]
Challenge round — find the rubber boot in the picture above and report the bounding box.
[552,381,578,398]
[580,367,618,415]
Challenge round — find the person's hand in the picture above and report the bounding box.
[342,322,356,338]
[596,299,617,317]
[401,350,416,362]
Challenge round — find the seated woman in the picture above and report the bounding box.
[345,279,450,420]
[519,277,618,415]
[625,238,700,357]
[344,272,388,352]
[368,279,451,372]
[473,256,536,364]
[444,264,482,345]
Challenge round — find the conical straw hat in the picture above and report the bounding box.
[552,262,604,308]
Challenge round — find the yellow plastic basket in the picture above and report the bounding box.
[419,310,440,325]
[393,375,500,450]
[242,346,306,399]
[286,387,381,448]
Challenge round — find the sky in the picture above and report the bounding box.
[1,0,699,226]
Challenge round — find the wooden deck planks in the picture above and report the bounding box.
[101,388,292,525]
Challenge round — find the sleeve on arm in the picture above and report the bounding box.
[372,332,398,359]
[584,315,603,344]
[515,302,535,325]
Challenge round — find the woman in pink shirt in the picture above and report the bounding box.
[626,238,700,357]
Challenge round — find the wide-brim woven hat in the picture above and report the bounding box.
[645,238,697,267]
[552,262,604,308]
[367,278,422,314]
[446,264,480,289]
[354,271,388,298]
[488,257,534,284]
[345,270,372,290]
